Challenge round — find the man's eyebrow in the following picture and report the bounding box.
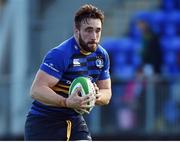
[85,27,94,30]
[85,27,101,30]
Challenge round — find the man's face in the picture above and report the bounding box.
[77,18,102,52]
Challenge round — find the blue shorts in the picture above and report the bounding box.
[24,113,92,141]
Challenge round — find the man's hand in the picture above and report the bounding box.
[93,83,101,101]
[95,78,112,105]
[66,87,95,110]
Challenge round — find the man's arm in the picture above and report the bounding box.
[95,78,112,105]
[30,70,67,107]
[30,70,94,108]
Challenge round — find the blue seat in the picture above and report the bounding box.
[160,37,180,66]
[128,23,143,41]
[172,11,180,35]
[129,11,152,40]
[117,38,133,52]
[102,37,144,79]
[112,64,136,80]
[131,11,152,24]
[150,11,166,34]
[163,52,177,65]
[131,53,142,68]
[113,53,126,66]
[161,0,176,11]
[101,37,120,54]
[166,11,179,24]
[160,36,180,52]
[163,24,177,37]
[174,0,180,9]
[162,64,179,76]
[103,37,141,80]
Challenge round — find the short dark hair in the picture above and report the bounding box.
[74,4,104,29]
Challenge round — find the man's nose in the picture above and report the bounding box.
[90,31,96,40]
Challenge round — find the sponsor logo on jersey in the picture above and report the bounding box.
[73,58,81,66]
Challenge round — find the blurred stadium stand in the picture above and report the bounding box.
[1,0,180,140]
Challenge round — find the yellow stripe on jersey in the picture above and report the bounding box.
[79,47,91,55]
[57,84,70,89]
[52,86,69,94]
[80,50,91,55]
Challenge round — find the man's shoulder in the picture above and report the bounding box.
[96,44,109,56]
[56,37,74,50]
[51,37,76,56]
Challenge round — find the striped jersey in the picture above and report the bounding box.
[29,36,110,118]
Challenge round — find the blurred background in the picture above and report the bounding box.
[1,0,180,140]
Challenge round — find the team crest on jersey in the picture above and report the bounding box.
[95,58,104,68]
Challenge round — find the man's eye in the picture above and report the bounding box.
[96,30,100,33]
[96,28,101,33]
[86,29,93,33]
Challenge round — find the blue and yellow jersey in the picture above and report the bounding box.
[30,36,110,118]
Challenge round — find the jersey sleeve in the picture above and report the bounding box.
[98,51,110,80]
[40,48,67,79]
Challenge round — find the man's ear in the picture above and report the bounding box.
[75,29,79,34]
[74,26,79,37]
[73,25,77,32]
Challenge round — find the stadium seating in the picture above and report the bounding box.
[161,0,177,11]
[101,0,180,79]
[102,37,143,80]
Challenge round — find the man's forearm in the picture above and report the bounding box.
[30,85,67,107]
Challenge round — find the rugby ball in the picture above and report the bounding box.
[68,76,95,114]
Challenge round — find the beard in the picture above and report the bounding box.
[78,34,98,52]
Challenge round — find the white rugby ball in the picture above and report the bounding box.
[68,76,95,114]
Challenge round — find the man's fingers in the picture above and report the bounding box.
[80,100,95,108]
[70,87,96,109]
[95,92,101,99]
[76,108,90,114]
[81,93,95,101]
[93,83,99,94]
[71,87,81,96]
[79,93,95,107]
[82,97,95,105]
